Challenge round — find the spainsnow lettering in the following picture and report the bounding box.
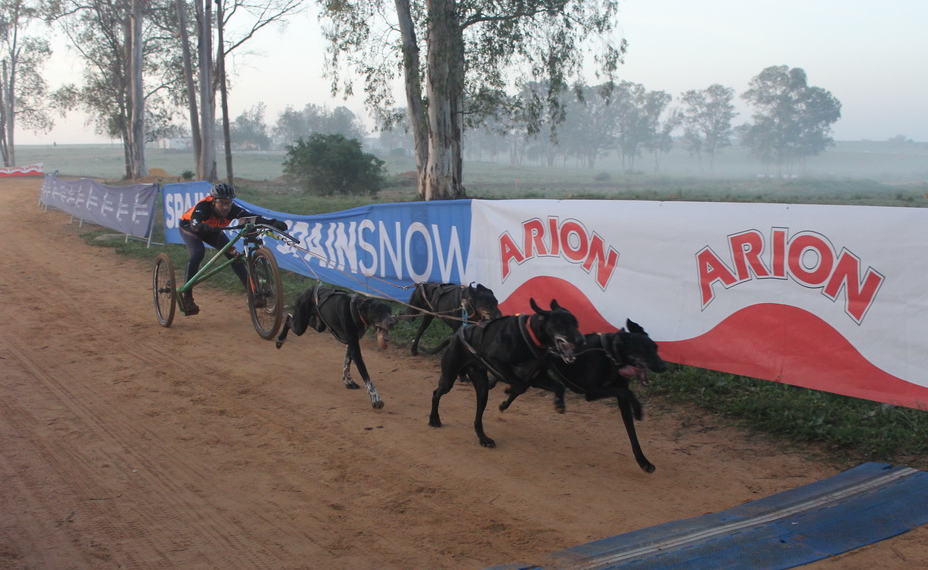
[498,216,619,290]
[164,192,204,229]
[697,228,885,324]
[282,219,465,283]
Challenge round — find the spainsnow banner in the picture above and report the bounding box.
[468,200,928,410]
[40,174,158,238]
[157,186,928,410]
[161,183,472,302]
[161,181,212,244]
[260,200,473,300]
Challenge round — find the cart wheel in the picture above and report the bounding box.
[153,253,177,327]
[247,247,284,340]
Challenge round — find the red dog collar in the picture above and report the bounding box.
[524,315,544,347]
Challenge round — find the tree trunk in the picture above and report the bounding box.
[394,0,428,199]
[3,48,17,167]
[1,60,12,167]
[128,0,147,178]
[424,0,464,200]
[216,0,233,184]
[197,0,217,181]
[176,0,202,173]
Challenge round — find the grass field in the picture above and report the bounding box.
[18,138,928,195]
[25,139,928,471]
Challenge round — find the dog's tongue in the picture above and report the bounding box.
[376,328,389,350]
[619,365,650,386]
[554,337,576,362]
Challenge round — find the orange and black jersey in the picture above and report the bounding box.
[180,195,252,233]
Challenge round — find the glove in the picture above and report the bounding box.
[191,219,216,236]
[270,219,288,232]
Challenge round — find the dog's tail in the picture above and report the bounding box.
[418,336,452,355]
[398,284,426,320]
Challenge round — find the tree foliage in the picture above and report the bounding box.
[0,0,53,166]
[272,103,365,148]
[319,0,626,200]
[47,0,182,177]
[229,102,270,149]
[680,83,737,172]
[740,65,841,174]
[282,133,386,196]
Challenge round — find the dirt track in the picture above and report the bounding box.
[1,176,926,569]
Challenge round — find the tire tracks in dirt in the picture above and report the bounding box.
[4,176,928,570]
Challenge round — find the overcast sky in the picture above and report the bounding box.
[19,0,928,145]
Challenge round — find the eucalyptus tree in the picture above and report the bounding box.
[633,87,671,172]
[228,102,270,149]
[272,105,308,147]
[740,65,841,175]
[646,106,681,173]
[175,0,301,181]
[0,0,53,167]
[48,0,180,178]
[558,83,618,169]
[680,83,736,172]
[320,0,626,200]
[609,81,647,172]
[272,103,365,148]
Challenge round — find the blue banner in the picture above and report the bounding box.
[162,181,212,244]
[252,200,473,303]
[161,181,473,303]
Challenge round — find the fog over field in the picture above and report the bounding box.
[18,139,928,192]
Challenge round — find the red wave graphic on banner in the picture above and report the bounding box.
[500,278,928,409]
[660,304,928,409]
[0,164,43,177]
[499,276,619,332]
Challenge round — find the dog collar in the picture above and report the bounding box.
[524,315,544,347]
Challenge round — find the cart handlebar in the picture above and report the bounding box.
[225,218,300,246]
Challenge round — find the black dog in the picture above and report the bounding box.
[276,285,396,409]
[499,319,667,473]
[428,298,585,448]
[402,282,502,355]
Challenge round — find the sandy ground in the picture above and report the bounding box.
[1,176,926,570]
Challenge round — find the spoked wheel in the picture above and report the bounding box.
[153,253,177,327]
[247,247,284,340]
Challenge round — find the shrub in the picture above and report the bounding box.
[283,133,387,196]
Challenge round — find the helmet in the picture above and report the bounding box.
[210,183,235,199]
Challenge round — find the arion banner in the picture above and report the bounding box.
[0,164,43,177]
[159,183,928,410]
[468,200,928,410]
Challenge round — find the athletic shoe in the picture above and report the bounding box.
[182,295,200,316]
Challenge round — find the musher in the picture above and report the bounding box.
[178,182,287,315]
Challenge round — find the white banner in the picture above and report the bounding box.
[40,174,158,238]
[470,200,928,409]
[0,164,43,177]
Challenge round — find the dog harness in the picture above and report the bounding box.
[311,286,365,345]
[457,315,544,383]
[419,283,476,326]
